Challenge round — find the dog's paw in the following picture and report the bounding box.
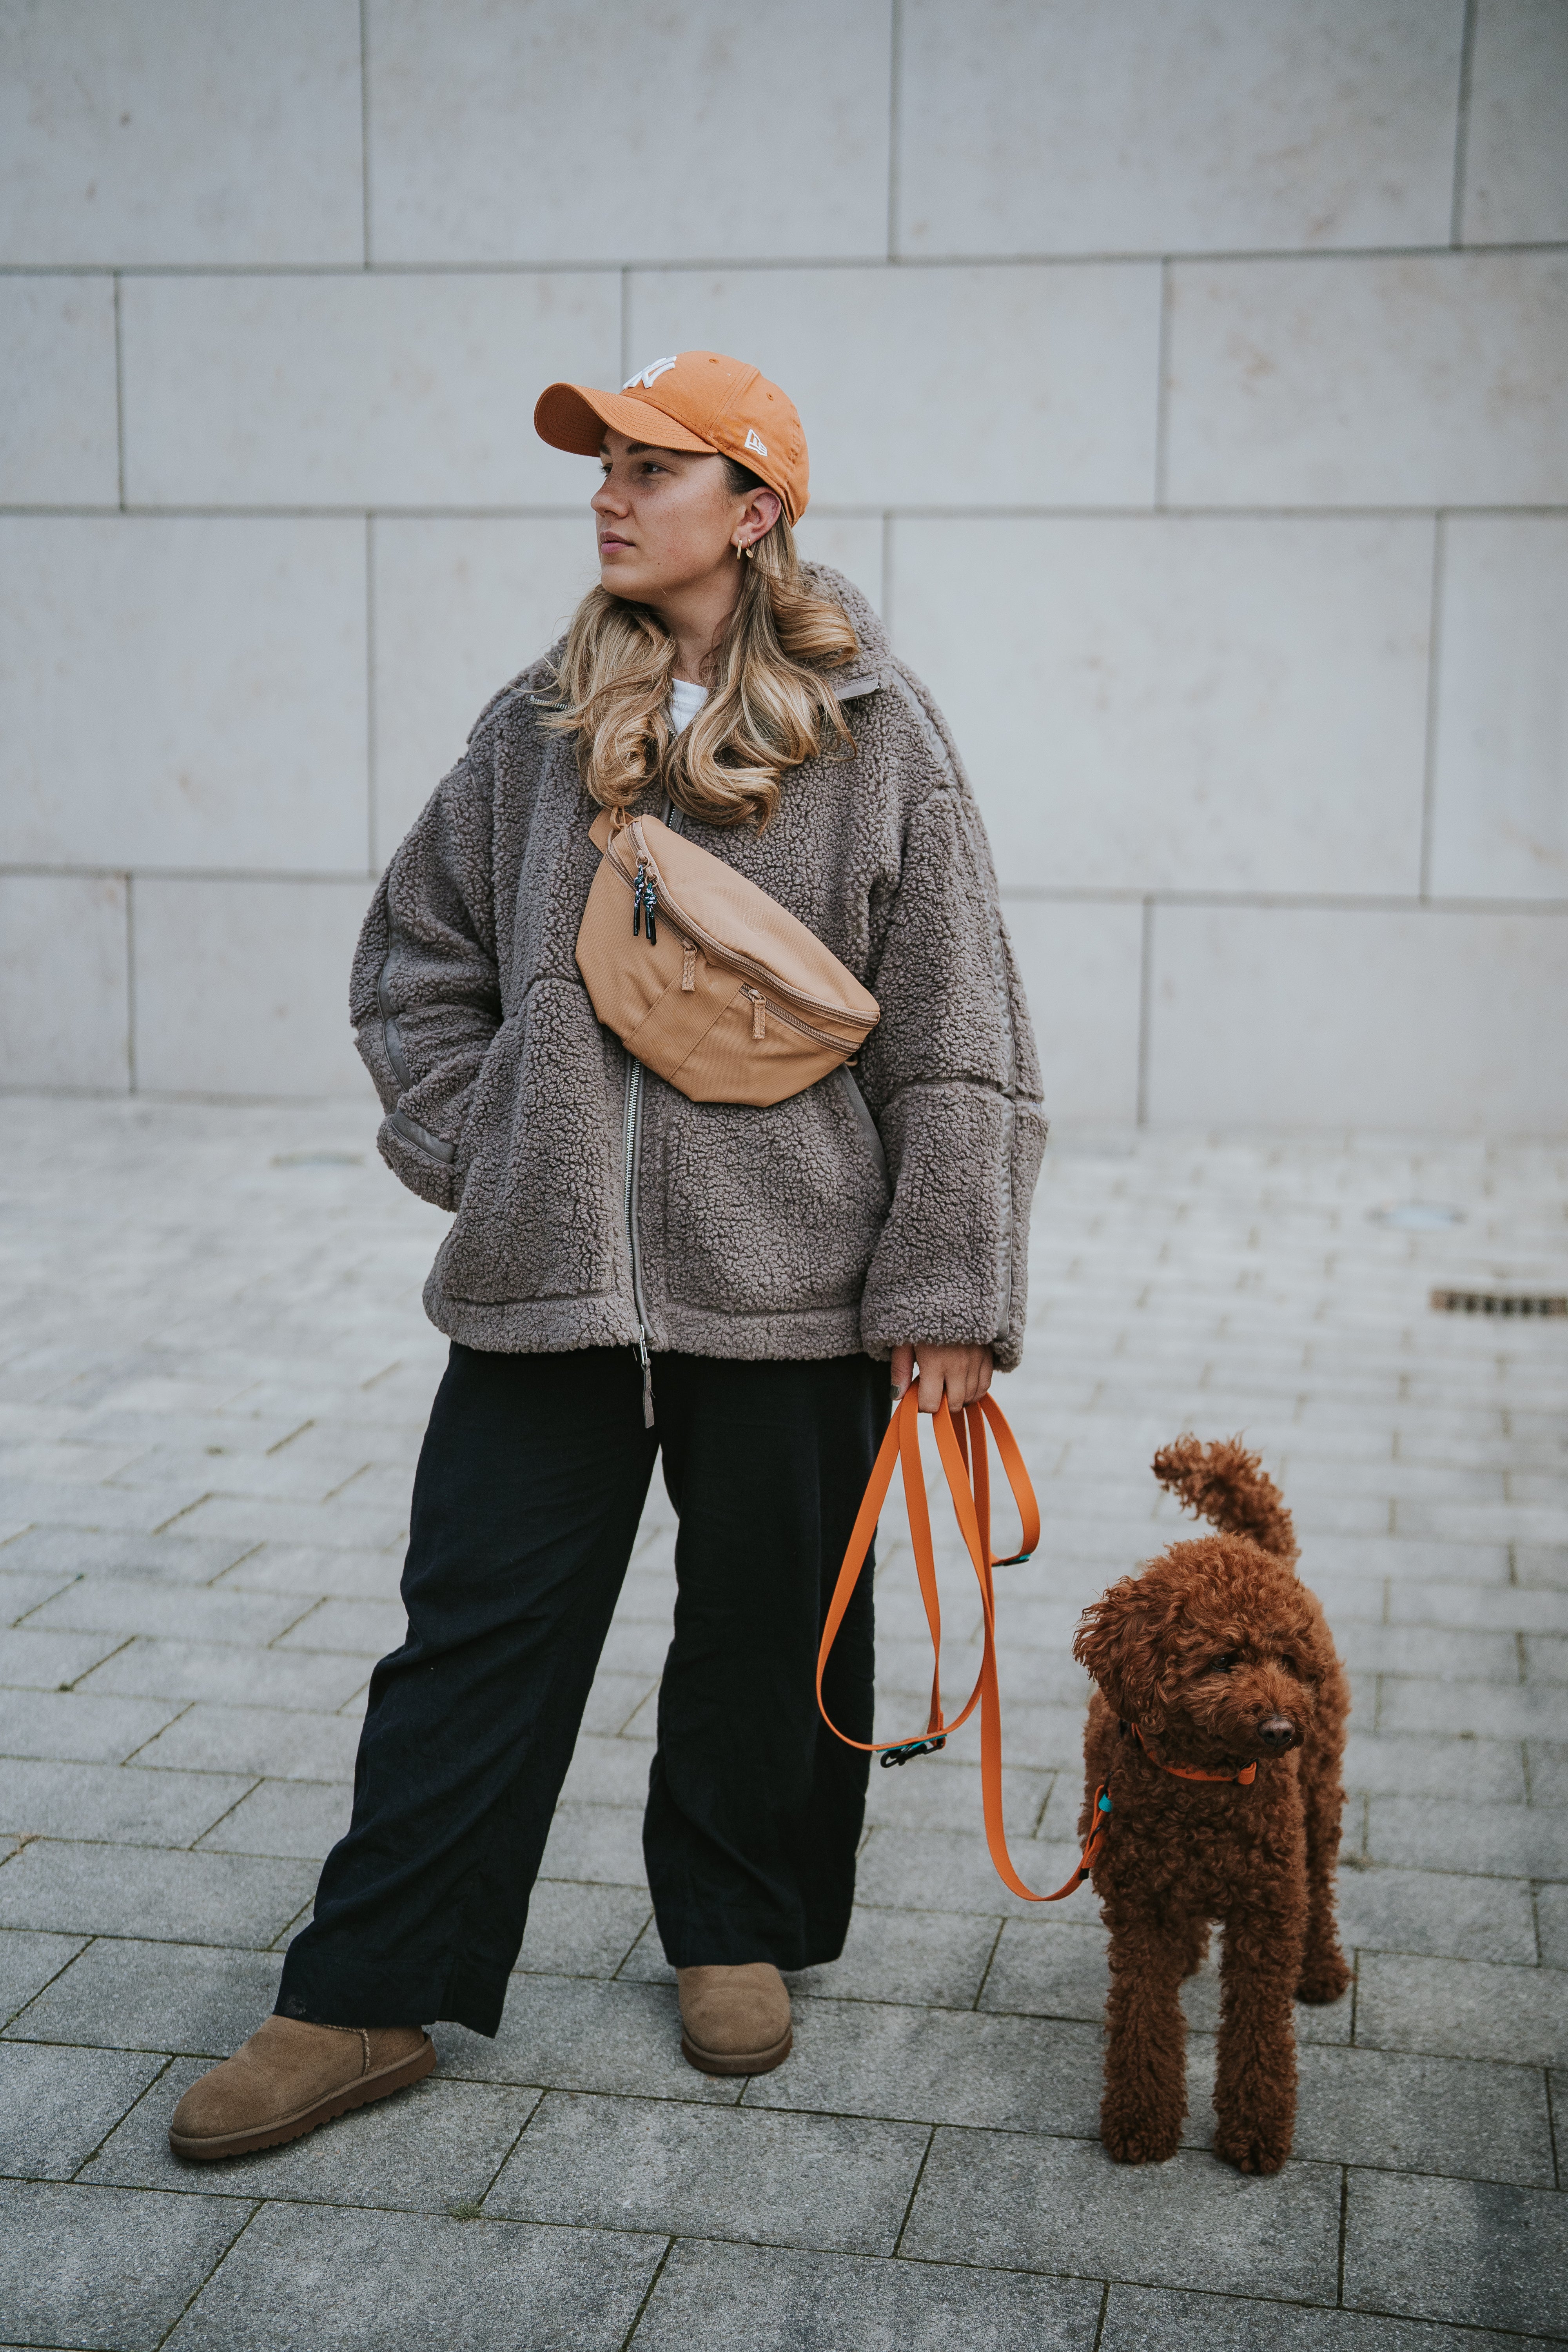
[1100,2107,1182,2166]
[1213,2122,1292,2176]
[1296,1952,1352,2005]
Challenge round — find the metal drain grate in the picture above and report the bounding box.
[1430,1289,1567,1318]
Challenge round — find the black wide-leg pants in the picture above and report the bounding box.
[276,1343,883,2037]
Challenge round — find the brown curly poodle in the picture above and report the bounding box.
[1071,1436,1351,2176]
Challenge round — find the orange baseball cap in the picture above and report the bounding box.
[534,350,809,526]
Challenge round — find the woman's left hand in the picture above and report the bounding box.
[890,1343,994,1414]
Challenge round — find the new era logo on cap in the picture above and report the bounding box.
[744,428,768,457]
[624,357,678,391]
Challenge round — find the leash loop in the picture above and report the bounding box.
[817,1388,1102,1903]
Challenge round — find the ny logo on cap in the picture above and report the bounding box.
[744,427,768,457]
[624,356,678,391]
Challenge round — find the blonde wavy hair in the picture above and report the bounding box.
[542,469,859,830]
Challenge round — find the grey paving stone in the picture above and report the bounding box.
[1517,1546,1568,1590]
[558,1733,655,1808]
[863,1756,1053,1837]
[1367,1795,1568,1878]
[91,2057,537,2210]
[0,1838,314,1946]
[0,1625,128,1688]
[1343,2169,1568,2336]
[0,1927,86,2025]
[579,1670,660,1737]
[1528,1633,1568,1683]
[0,1564,83,1621]
[1286,2042,1554,2184]
[629,2239,1102,2352]
[1355,1951,1568,2066]
[434,1973,743,2103]
[976,1915,1110,2022]
[1334,1863,1538,1962]
[0,1475,212,1536]
[1334,1624,1521,1681]
[171,1492,412,1555]
[1100,2284,1544,2352]
[273,1596,407,1655]
[1390,1583,1568,1633]
[77,1637,371,1711]
[131,1701,362,1780]
[0,2039,165,2178]
[748,1995,1102,2132]
[488,2090,927,2251]
[902,2129,1341,2301]
[6,1937,283,2055]
[1303,1538,1510,1585]
[1379,1678,1565,1740]
[538,1800,649,1887]
[26,1577,309,1644]
[789,1904,1002,2009]
[165,2201,657,2350]
[214,1541,405,1600]
[855,1827,1083,1916]
[1538,1884,1568,1966]
[513,1880,651,1977]
[194,1777,351,1860]
[0,1757,253,1844]
[1529,1740,1568,1804]
[0,1686,183,1764]
[0,2178,248,2351]
[1342,1730,1525,1801]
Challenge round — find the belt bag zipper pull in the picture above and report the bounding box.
[681,940,697,992]
[748,988,766,1039]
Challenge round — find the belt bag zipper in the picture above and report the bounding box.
[604,828,873,1048]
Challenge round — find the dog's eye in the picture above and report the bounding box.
[1210,1652,1239,1674]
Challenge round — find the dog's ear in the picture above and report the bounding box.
[1074,1581,1169,1732]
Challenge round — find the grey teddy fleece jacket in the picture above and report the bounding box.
[351,566,1047,1371]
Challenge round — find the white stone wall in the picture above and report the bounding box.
[2,0,1564,1127]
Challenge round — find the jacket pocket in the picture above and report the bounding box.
[660,1074,891,1316]
[435,985,624,1307]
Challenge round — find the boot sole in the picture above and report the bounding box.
[169,2034,437,2160]
[680,2023,793,2077]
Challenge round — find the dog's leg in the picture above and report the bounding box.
[1100,1903,1189,2165]
[1212,1895,1302,2175]
[1177,1917,1210,1980]
[1297,1699,1352,2005]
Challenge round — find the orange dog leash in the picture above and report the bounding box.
[816,1388,1110,1904]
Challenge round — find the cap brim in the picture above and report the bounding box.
[534,382,718,459]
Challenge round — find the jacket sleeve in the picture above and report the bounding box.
[349,737,502,1212]
[854,676,1047,1373]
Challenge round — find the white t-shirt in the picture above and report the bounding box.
[669,678,708,735]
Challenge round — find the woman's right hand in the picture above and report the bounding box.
[891,1342,994,1415]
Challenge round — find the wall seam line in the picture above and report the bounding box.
[359,0,373,269]
[1451,0,1479,247]
[1135,897,1154,1126]
[112,273,126,508]
[886,0,903,262]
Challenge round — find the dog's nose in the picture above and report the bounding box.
[1258,1716,1297,1749]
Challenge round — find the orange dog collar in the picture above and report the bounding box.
[1129,1720,1258,1786]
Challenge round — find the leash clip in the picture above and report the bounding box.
[880,1735,947,1768]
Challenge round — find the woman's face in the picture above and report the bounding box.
[592,428,779,606]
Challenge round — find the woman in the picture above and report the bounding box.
[167,350,1045,2159]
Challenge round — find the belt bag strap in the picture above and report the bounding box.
[817,1390,1105,1904]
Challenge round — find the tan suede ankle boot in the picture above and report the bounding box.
[168,2016,434,2159]
[677,1963,793,2076]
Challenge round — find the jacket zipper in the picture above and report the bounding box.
[604,829,873,1043]
[621,1056,655,1427]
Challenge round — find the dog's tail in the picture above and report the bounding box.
[1152,1434,1298,1566]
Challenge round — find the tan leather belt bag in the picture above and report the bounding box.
[575,808,880,1107]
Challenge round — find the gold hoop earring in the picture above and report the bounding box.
[737,538,753,560]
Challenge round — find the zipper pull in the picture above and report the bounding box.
[748,988,766,1040]
[636,1329,655,1427]
[644,883,658,947]
[681,940,697,992]
[632,861,645,938]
